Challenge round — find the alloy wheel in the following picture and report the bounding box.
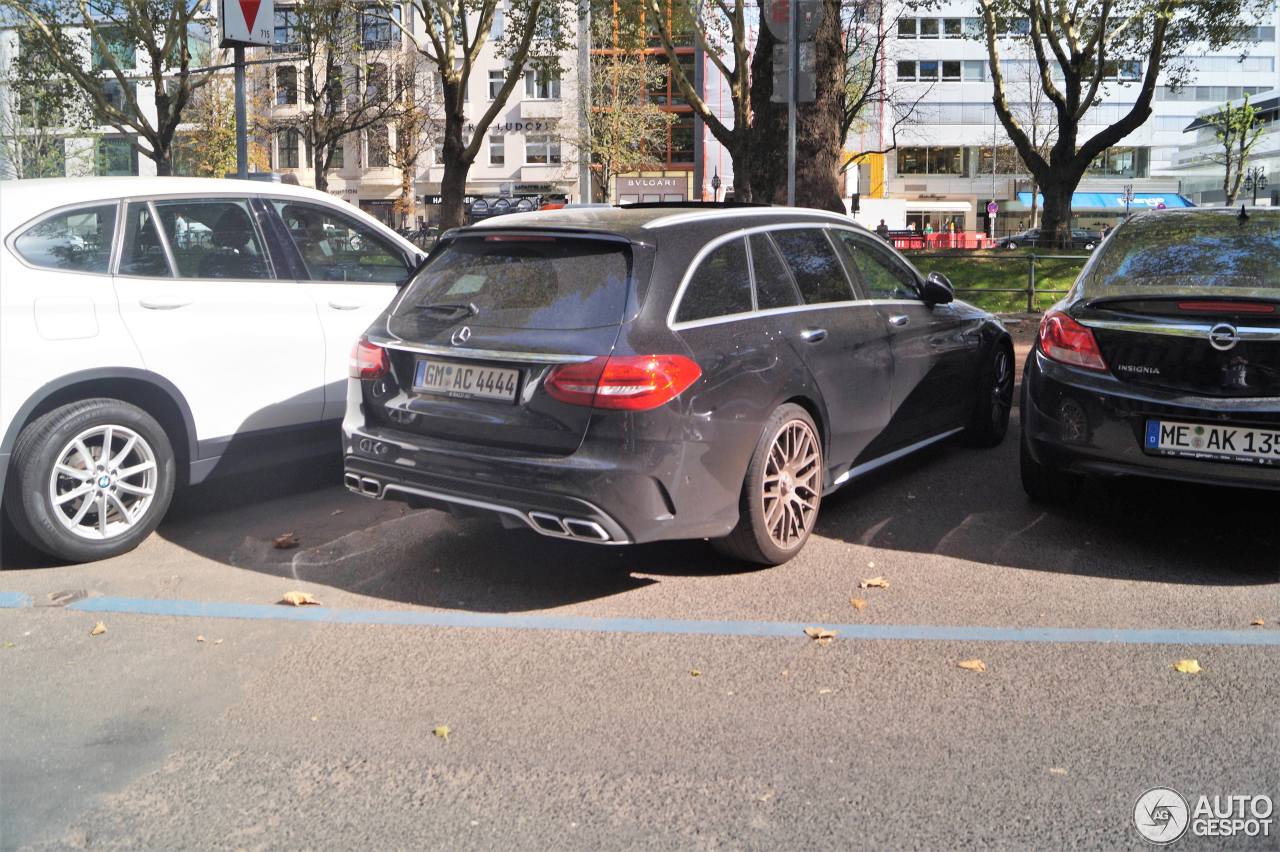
[761,419,821,550]
[992,349,1014,425]
[47,424,158,541]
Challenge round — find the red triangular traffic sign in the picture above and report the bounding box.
[239,0,261,31]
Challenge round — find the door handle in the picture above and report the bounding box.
[888,314,910,327]
[140,300,191,310]
[799,327,827,343]
[328,302,363,311]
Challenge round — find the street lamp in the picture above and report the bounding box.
[711,168,722,203]
[1244,166,1268,207]
[1122,183,1135,220]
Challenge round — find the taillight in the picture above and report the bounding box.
[349,337,389,380]
[544,355,702,411]
[1038,311,1108,371]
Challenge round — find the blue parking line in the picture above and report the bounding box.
[45,594,1280,646]
[0,592,33,609]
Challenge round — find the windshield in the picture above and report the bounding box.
[1089,212,1280,297]
[390,234,633,331]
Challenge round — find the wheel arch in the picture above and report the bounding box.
[2,369,198,488]
[779,393,829,455]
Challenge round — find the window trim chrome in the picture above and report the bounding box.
[4,199,126,277]
[642,207,857,230]
[668,223,920,331]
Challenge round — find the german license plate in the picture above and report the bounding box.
[1144,419,1280,466]
[413,359,520,403]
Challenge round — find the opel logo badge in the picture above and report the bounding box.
[1208,322,1240,352]
[450,326,472,346]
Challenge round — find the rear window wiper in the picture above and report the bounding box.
[411,301,479,320]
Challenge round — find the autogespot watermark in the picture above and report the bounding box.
[1134,787,1274,845]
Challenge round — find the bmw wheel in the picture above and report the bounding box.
[4,399,176,563]
[714,404,823,566]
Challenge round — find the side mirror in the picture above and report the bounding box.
[920,271,954,305]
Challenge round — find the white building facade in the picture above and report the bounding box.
[1164,88,1280,206]
[852,2,1280,234]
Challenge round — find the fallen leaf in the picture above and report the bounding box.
[1048,767,1068,776]
[818,688,832,695]
[280,591,321,607]
[689,669,701,677]
[330,509,343,516]
[859,577,889,589]
[804,626,837,645]
[957,658,987,672]
[196,635,206,643]
[89,622,106,637]
[272,532,300,549]
[1173,659,1202,674]
[2,642,14,649]
[214,639,224,645]
[433,725,450,741]
[1251,618,1265,627]
[849,597,867,611]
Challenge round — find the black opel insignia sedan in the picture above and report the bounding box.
[1022,207,1280,500]
[343,205,1013,564]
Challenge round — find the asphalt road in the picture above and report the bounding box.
[2,356,1278,849]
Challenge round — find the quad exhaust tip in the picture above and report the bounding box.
[344,474,615,543]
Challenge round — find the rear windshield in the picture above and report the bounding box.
[1090,213,1280,296]
[390,235,632,330]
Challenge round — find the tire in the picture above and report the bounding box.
[713,404,823,566]
[1083,241,1096,251]
[1003,241,1018,250]
[1019,431,1082,503]
[3,399,176,563]
[962,343,1014,448]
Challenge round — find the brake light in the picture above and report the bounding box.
[1038,311,1108,371]
[349,337,389,380]
[1178,300,1275,315]
[544,355,702,411]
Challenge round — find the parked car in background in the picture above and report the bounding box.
[1002,228,1101,251]
[344,206,1014,565]
[1,177,424,563]
[1021,207,1280,500]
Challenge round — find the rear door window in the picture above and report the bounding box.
[675,237,753,323]
[749,234,801,309]
[14,204,117,273]
[272,200,409,284]
[392,235,632,330]
[770,228,856,305]
[118,202,172,277]
[153,199,272,280]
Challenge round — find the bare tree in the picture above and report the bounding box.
[255,0,407,192]
[576,52,674,202]
[977,0,1271,246]
[174,76,270,176]
[1204,95,1264,206]
[7,0,216,174]
[395,0,576,228]
[391,54,442,226]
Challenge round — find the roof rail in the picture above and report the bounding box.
[642,206,854,230]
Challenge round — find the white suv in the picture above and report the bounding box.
[0,177,424,563]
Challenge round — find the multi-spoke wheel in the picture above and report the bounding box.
[4,399,175,563]
[714,404,823,566]
[963,343,1014,448]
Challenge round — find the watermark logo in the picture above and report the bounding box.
[1135,788,1274,844]
[1135,788,1190,845]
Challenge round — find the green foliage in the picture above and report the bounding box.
[0,23,95,178]
[581,53,675,200]
[1205,95,1265,206]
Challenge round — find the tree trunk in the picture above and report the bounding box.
[1037,182,1073,249]
[313,140,328,192]
[438,104,471,230]
[1030,181,1039,229]
[746,0,845,212]
[153,143,172,176]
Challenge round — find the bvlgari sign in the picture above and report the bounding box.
[616,176,686,194]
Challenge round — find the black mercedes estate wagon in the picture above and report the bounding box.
[344,206,1013,564]
[1022,207,1280,500]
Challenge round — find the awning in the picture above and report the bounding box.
[1015,191,1195,210]
[904,200,973,212]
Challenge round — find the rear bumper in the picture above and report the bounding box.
[1022,350,1280,492]
[342,421,743,545]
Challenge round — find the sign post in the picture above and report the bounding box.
[986,200,998,239]
[220,0,273,179]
